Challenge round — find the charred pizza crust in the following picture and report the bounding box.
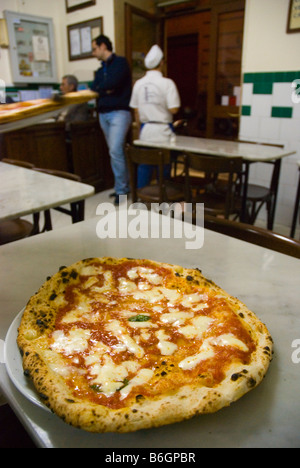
[17,257,273,433]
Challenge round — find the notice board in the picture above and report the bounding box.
[4,10,58,84]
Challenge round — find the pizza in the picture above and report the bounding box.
[17,257,273,433]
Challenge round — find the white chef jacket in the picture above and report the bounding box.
[130,70,181,143]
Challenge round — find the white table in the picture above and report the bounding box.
[0,162,95,222]
[134,135,296,228]
[0,208,299,448]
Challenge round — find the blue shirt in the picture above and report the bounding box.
[91,54,132,113]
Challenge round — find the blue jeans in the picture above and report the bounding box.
[137,164,171,188]
[99,110,132,195]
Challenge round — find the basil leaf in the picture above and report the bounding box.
[117,378,129,391]
[90,384,102,393]
[128,314,151,322]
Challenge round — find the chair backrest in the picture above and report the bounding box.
[2,158,35,169]
[186,152,243,175]
[126,145,171,203]
[185,152,243,217]
[33,167,82,182]
[237,140,284,192]
[126,145,171,166]
[204,215,300,259]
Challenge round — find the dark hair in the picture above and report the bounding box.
[94,35,113,51]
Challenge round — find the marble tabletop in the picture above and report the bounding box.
[0,162,95,221]
[0,206,299,448]
[134,135,295,162]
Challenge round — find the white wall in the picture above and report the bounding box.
[241,0,300,230]
[242,0,300,73]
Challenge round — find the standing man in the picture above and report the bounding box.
[91,35,132,205]
[130,45,181,187]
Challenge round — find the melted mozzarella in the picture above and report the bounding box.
[106,320,145,358]
[181,293,208,308]
[119,368,154,400]
[211,334,248,352]
[51,328,91,355]
[179,342,215,370]
[160,310,194,326]
[89,355,140,398]
[155,330,178,355]
[80,265,103,276]
[180,316,213,339]
[118,278,138,293]
[127,267,163,285]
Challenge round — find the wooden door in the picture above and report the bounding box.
[164,10,211,137]
[207,0,245,139]
[167,34,199,110]
[125,4,162,83]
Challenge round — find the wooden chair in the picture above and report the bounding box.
[32,168,85,232]
[0,219,35,245]
[126,144,186,205]
[2,158,35,169]
[290,161,300,239]
[237,141,284,229]
[204,215,300,259]
[184,152,243,219]
[0,159,36,245]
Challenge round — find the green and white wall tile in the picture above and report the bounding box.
[239,71,300,227]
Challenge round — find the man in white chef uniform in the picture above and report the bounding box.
[130,45,181,188]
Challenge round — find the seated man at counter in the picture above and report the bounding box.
[130,45,181,188]
[57,75,91,130]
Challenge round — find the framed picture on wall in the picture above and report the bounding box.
[66,0,96,14]
[67,17,103,61]
[287,0,300,33]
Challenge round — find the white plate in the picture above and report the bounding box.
[4,309,50,411]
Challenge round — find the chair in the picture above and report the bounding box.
[0,219,35,245]
[0,159,36,245]
[32,168,85,232]
[126,145,186,205]
[237,141,284,229]
[184,152,243,219]
[204,215,300,259]
[290,161,300,239]
[2,158,35,169]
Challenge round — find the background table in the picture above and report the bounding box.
[134,135,295,227]
[134,135,294,162]
[0,208,299,448]
[0,162,94,222]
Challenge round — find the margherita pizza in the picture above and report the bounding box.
[17,257,273,433]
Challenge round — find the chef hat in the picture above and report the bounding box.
[144,45,164,69]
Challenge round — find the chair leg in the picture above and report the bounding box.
[32,213,40,235]
[291,173,300,238]
[266,196,275,231]
[43,210,53,231]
